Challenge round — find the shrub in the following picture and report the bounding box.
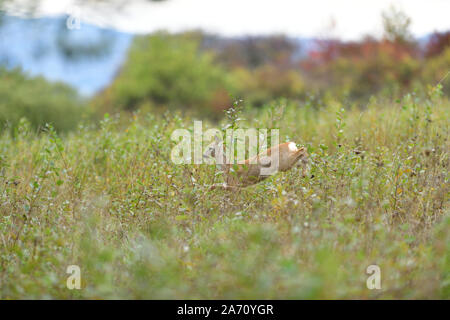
[302,39,422,99]
[0,67,87,133]
[421,47,450,95]
[232,65,305,107]
[95,32,232,116]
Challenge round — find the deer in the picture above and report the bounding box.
[203,136,309,189]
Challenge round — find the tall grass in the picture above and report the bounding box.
[0,93,448,299]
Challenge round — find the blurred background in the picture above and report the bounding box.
[0,0,449,131]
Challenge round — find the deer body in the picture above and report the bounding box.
[205,141,309,188]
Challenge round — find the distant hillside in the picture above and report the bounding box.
[0,15,440,98]
[0,15,318,97]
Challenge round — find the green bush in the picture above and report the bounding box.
[231,65,305,107]
[96,33,232,116]
[421,47,450,95]
[0,67,87,133]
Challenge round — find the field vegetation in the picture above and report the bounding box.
[0,88,448,298]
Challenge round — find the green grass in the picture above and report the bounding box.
[0,93,448,299]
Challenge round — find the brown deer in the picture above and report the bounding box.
[204,138,309,189]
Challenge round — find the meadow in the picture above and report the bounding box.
[0,88,448,299]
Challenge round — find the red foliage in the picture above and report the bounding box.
[305,37,417,66]
[425,31,450,58]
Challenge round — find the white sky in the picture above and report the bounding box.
[5,0,450,39]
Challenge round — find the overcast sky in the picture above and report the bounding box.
[5,0,450,40]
